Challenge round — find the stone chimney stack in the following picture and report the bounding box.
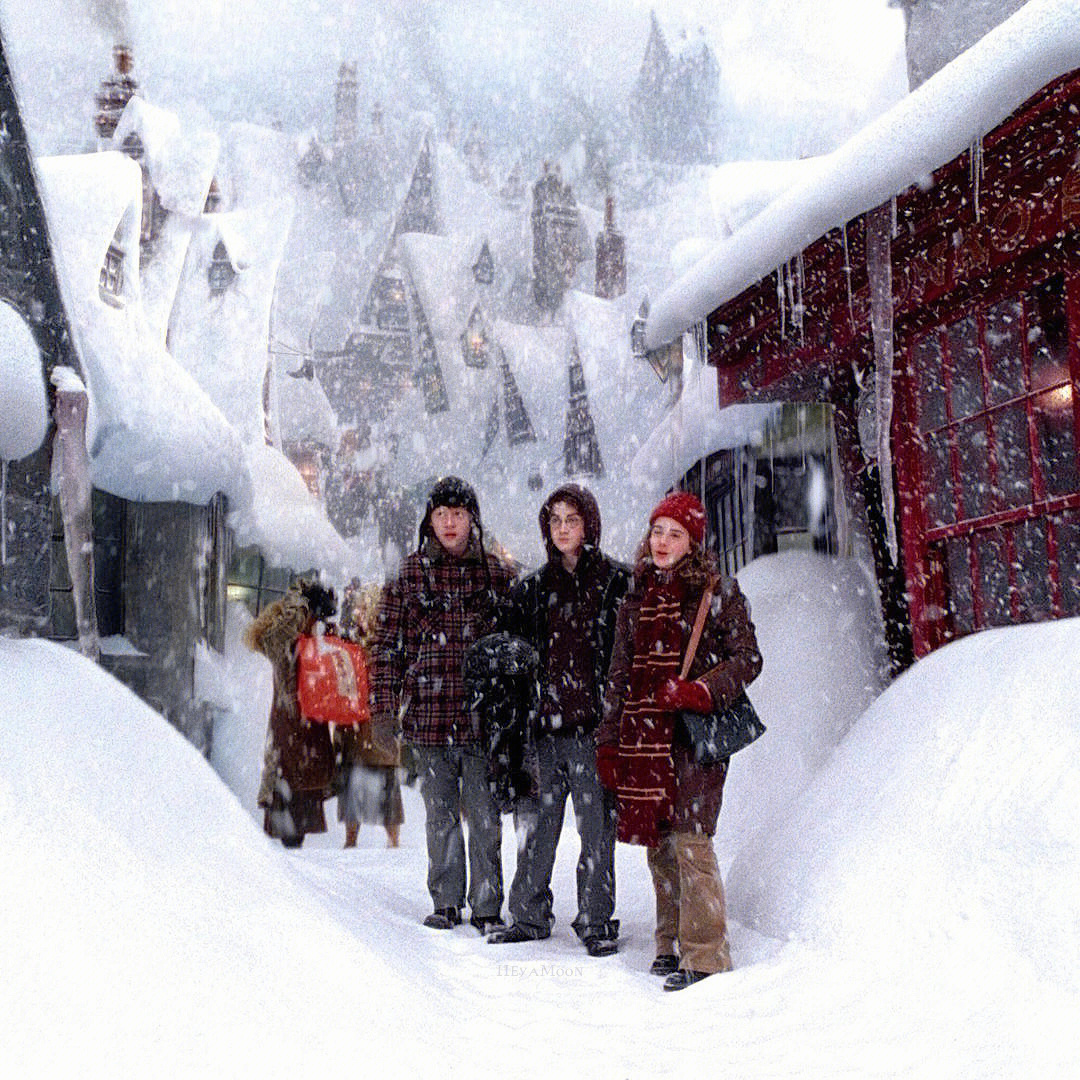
[334,62,358,144]
[595,195,626,299]
[94,44,137,141]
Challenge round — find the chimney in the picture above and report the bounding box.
[595,195,626,299]
[94,44,137,141]
[334,62,358,144]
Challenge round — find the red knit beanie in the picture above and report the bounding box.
[649,491,706,545]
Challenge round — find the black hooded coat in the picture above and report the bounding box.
[503,484,630,738]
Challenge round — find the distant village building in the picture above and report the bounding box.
[531,164,587,311]
[631,13,721,164]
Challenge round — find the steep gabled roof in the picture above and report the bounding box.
[112,97,219,217]
[37,152,249,509]
[169,199,295,446]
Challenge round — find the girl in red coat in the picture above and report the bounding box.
[597,492,762,990]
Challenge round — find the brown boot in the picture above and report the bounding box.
[385,823,400,848]
[344,823,359,849]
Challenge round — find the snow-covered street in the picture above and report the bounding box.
[4,553,1078,1078]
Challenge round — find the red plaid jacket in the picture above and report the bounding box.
[372,537,516,746]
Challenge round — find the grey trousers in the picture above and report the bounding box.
[415,745,503,918]
[508,733,617,939]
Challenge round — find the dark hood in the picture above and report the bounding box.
[539,483,601,561]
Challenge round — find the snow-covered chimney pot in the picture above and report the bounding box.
[596,194,626,300]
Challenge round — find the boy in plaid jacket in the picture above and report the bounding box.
[372,477,515,931]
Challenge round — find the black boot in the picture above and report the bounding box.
[650,953,679,976]
[423,907,461,930]
[470,914,506,935]
[488,923,548,944]
[582,919,619,957]
[584,935,618,957]
[663,969,713,991]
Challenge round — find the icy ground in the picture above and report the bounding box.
[3,553,1079,1078]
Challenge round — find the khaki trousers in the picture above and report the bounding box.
[646,831,732,974]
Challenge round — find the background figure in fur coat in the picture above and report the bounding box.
[597,491,762,991]
[335,580,404,849]
[247,580,337,848]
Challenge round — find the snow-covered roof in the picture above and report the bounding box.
[631,349,779,489]
[169,199,295,445]
[112,97,219,218]
[645,0,1080,349]
[229,442,358,583]
[37,153,250,509]
[0,300,48,460]
[377,283,667,565]
[110,98,221,344]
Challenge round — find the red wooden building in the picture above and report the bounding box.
[676,68,1080,661]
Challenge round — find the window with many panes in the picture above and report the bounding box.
[910,274,1080,639]
[99,241,124,302]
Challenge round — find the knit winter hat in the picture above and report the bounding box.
[649,490,706,546]
[419,475,482,546]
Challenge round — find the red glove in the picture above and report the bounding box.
[656,677,713,714]
[595,743,620,792]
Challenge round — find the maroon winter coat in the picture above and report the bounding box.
[599,561,762,836]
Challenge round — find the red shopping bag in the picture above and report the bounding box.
[295,633,370,727]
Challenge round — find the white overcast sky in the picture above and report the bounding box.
[3,0,906,160]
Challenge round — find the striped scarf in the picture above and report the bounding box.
[616,569,688,847]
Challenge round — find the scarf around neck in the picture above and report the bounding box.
[615,567,690,847]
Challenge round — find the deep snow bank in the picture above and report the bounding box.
[720,552,890,861]
[727,617,1080,992]
[0,637,433,1078]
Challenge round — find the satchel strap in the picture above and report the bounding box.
[679,587,714,680]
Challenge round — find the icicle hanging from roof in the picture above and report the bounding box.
[969,136,985,222]
[841,222,856,334]
[776,264,786,339]
[866,204,898,564]
[794,252,806,344]
[784,258,797,335]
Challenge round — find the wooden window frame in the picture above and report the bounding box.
[897,263,1080,653]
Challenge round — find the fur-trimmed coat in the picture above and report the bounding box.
[248,591,335,807]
